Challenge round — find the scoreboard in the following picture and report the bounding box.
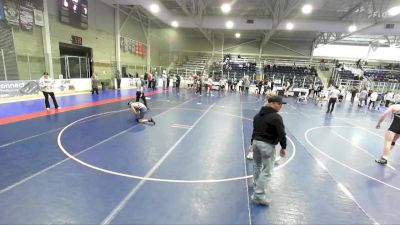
[59,0,88,29]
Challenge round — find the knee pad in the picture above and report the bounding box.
[392,142,396,146]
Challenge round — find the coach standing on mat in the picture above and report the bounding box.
[39,72,59,110]
[135,77,148,108]
[250,95,287,206]
[326,85,340,113]
[375,104,400,165]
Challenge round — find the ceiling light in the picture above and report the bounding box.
[348,24,357,32]
[235,32,241,38]
[302,4,313,14]
[171,21,179,28]
[149,3,160,13]
[388,5,400,16]
[225,21,234,29]
[286,22,294,30]
[221,3,231,14]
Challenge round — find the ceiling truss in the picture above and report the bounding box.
[175,0,214,45]
[259,0,304,55]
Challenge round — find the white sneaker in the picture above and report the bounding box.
[46,108,50,110]
[246,152,253,160]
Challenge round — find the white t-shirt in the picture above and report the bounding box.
[136,79,144,92]
[329,89,341,99]
[207,78,213,86]
[39,76,55,92]
[370,92,378,101]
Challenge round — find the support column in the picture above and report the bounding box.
[366,43,372,61]
[146,21,151,72]
[221,34,224,77]
[115,5,121,73]
[42,0,54,77]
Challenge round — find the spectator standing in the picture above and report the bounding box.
[207,77,213,96]
[91,73,100,95]
[195,76,203,96]
[147,72,153,89]
[244,78,250,95]
[166,75,170,89]
[350,88,358,105]
[368,90,378,109]
[358,89,368,107]
[238,79,243,94]
[162,71,167,89]
[384,91,394,107]
[176,75,181,90]
[326,85,341,113]
[115,70,122,89]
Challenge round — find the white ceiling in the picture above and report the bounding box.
[104,0,400,46]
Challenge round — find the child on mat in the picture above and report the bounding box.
[127,101,155,125]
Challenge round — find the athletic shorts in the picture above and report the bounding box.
[389,122,400,134]
[138,108,146,119]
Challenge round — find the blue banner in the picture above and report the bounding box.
[0,0,4,21]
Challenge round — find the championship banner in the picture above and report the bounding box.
[0,80,40,98]
[120,36,146,56]
[3,0,19,25]
[33,9,43,26]
[0,0,5,21]
[19,6,34,31]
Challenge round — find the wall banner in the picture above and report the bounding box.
[19,6,34,31]
[33,9,43,26]
[0,80,40,98]
[0,0,5,21]
[3,0,19,25]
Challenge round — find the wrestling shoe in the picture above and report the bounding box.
[251,195,270,206]
[375,157,387,165]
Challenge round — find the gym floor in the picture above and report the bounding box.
[0,88,399,224]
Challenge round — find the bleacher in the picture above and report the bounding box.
[263,64,322,88]
[338,69,356,80]
[222,54,257,74]
[171,53,211,77]
[363,70,400,83]
[208,54,258,80]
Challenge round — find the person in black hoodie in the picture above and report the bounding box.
[250,95,287,206]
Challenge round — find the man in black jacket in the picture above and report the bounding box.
[250,95,287,206]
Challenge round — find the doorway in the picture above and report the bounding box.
[121,66,127,78]
[59,42,93,78]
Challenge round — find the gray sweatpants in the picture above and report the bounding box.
[253,140,276,200]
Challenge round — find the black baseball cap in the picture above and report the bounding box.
[268,96,287,104]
